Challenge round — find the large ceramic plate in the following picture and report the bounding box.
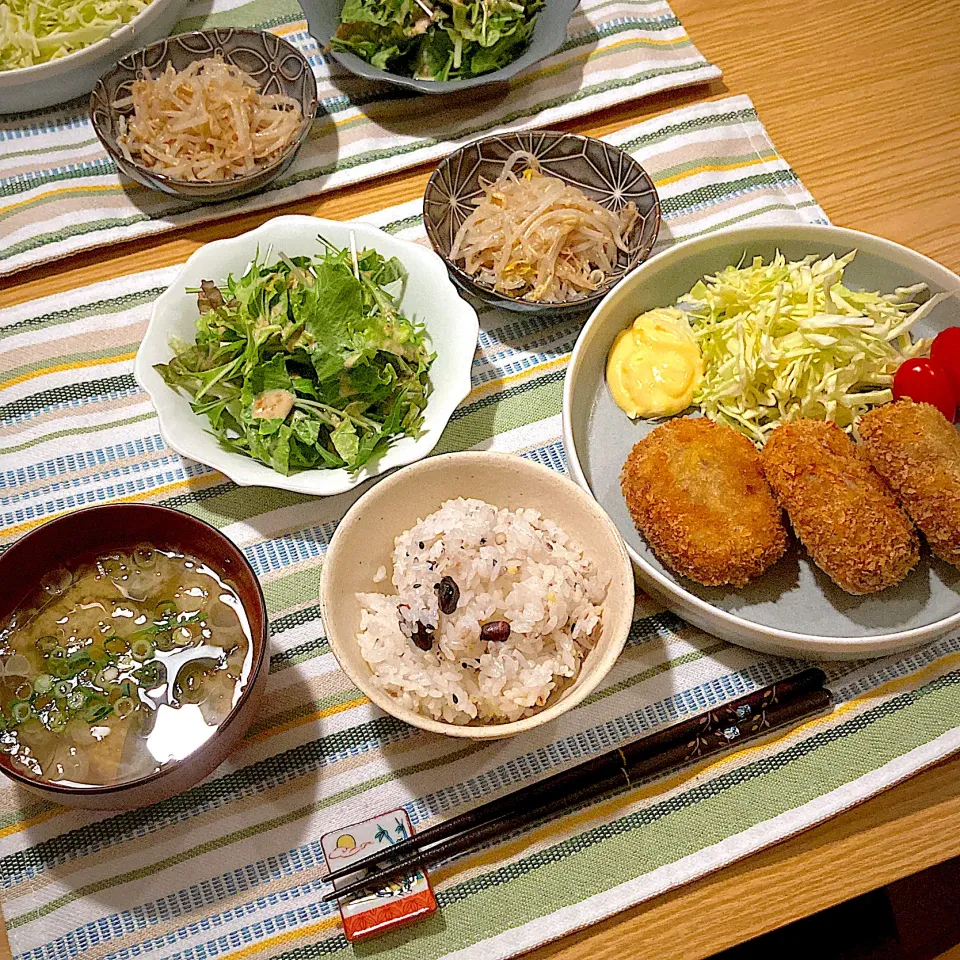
[563,224,960,659]
[136,216,479,496]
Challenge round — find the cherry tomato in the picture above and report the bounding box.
[930,327,960,398]
[893,358,956,422]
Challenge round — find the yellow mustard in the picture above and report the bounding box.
[605,307,704,418]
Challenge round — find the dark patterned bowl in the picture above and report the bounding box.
[423,130,661,316]
[90,29,318,203]
[305,0,577,95]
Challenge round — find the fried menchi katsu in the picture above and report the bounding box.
[761,420,919,595]
[621,418,787,587]
[858,399,960,568]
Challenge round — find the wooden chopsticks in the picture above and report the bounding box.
[322,667,830,902]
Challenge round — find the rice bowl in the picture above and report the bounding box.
[320,451,635,739]
[357,498,608,724]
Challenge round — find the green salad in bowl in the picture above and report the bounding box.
[135,215,479,497]
[331,0,545,82]
[155,238,434,476]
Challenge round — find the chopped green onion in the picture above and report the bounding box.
[130,637,155,660]
[53,680,72,698]
[36,636,60,654]
[48,659,71,680]
[67,650,93,670]
[155,600,177,619]
[112,697,136,719]
[67,690,86,711]
[97,664,120,685]
[33,674,54,695]
[47,712,68,733]
[14,682,32,701]
[174,662,211,704]
[85,702,114,723]
[10,702,31,724]
[135,661,164,689]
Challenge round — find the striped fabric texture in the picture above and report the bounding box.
[1,97,959,960]
[0,0,721,277]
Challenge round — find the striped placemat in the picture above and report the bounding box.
[2,96,959,960]
[0,0,721,278]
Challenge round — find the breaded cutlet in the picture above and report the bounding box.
[761,419,919,594]
[621,417,787,587]
[858,399,960,568]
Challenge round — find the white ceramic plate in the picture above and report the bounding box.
[136,216,480,496]
[0,0,190,114]
[320,452,635,738]
[563,223,960,660]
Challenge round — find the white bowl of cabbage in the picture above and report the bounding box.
[0,0,190,113]
[135,215,480,496]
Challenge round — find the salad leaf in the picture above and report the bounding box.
[680,251,942,444]
[155,237,434,475]
[331,0,545,82]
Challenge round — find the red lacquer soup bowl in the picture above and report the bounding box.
[0,504,268,809]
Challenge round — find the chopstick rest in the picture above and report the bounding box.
[321,809,437,942]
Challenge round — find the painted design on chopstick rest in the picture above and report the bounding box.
[321,808,437,942]
[326,834,373,861]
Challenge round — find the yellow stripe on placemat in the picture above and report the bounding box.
[468,354,570,401]
[0,806,66,842]
[1,351,138,391]
[223,917,341,960]
[243,696,371,746]
[0,184,144,219]
[656,151,778,187]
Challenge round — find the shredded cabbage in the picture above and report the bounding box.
[681,250,945,444]
[0,0,150,72]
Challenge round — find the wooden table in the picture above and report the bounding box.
[2,0,959,957]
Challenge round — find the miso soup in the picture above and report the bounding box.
[0,543,252,786]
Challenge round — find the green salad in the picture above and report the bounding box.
[331,0,545,82]
[0,0,150,71]
[155,238,434,476]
